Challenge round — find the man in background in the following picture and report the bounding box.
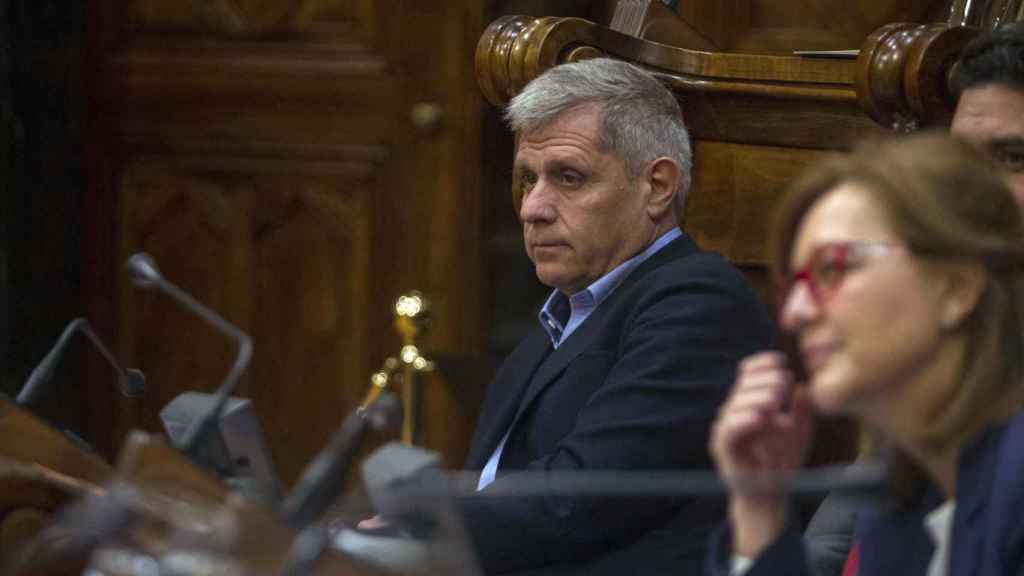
[951,21,1024,204]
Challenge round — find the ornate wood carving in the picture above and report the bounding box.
[854,2,1023,131]
[476,8,1019,138]
[856,22,979,130]
[475,15,860,110]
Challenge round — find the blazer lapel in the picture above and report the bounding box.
[507,315,602,429]
[504,233,699,434]
[465,329,551,468]
[949,426,1001,575]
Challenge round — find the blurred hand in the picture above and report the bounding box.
[709,351,816,556]
[357,515,389,531]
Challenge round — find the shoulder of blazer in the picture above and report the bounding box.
[609,232,752,304]
[611,232,699,292]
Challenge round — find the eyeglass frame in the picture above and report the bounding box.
[780,240,906,306]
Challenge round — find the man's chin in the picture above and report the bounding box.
[535,270,576,294]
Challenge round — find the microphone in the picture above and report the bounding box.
[125,252,253,471]
[280,392,402,530]
[334,443,484,576]
[17,317,145,406]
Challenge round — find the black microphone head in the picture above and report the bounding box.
[125,252,162,289]
[121,368,146,397]
[362,392,402,432]
[362,442,444,519]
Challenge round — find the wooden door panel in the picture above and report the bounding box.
[115,157,389,483]
[116,164,251,444]
[250,179,374,482]
[685,142,826,266]
[89,0,487,482]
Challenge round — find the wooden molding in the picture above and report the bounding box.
[475,15,858,109]
[188,0,322,37]
[855,22,979,130]
[0,399,112,485]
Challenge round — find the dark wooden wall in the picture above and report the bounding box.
[83,1,494,484]
[1,0,88,433]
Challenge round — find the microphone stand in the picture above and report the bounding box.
[277,393,402,576]
[125,253,253,473]
[17,317,145,406]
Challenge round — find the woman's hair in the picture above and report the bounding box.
[773,132,1024,454]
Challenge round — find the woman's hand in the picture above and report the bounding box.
[709,351,816,556]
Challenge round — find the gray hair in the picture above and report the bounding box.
[505,58,693,214]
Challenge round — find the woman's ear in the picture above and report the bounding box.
[940,261,988,329]
[645,157,681,220]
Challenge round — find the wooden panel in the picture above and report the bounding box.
[678,91,883,149]
[250,178,374,482]
[88,0,488,484]
[676,0,938,53]
[684,141,826,266]
[125,0,362,36]
[116,164,252,446]
[115,161,387,485]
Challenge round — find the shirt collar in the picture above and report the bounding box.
[538,227,682,346]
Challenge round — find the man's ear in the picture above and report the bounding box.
[940,261,988,330]
[645,157,681,220]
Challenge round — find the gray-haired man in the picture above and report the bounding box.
[460,58,773,575]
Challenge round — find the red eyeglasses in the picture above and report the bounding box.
[781,241,904,305]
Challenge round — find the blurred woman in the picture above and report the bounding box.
[707,132,1024,576]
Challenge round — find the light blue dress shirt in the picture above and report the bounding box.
[477,227,683,490]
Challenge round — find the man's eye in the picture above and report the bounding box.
[995,149,1024,172]
[519,173,538,194]
[559,171,584,187]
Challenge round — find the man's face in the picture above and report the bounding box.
[951,83,1024,206]
[514,104,653,295]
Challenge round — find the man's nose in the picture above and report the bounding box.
[519,180,555,223]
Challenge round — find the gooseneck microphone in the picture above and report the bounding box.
[281,392,402,530]
[125,252,253,470]
[278,393,402,576]
[17,317,145,406]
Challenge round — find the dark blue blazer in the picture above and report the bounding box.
[461,233,774,575]
[707,410,1024,576]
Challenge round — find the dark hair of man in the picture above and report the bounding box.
[952,22,1024,97]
